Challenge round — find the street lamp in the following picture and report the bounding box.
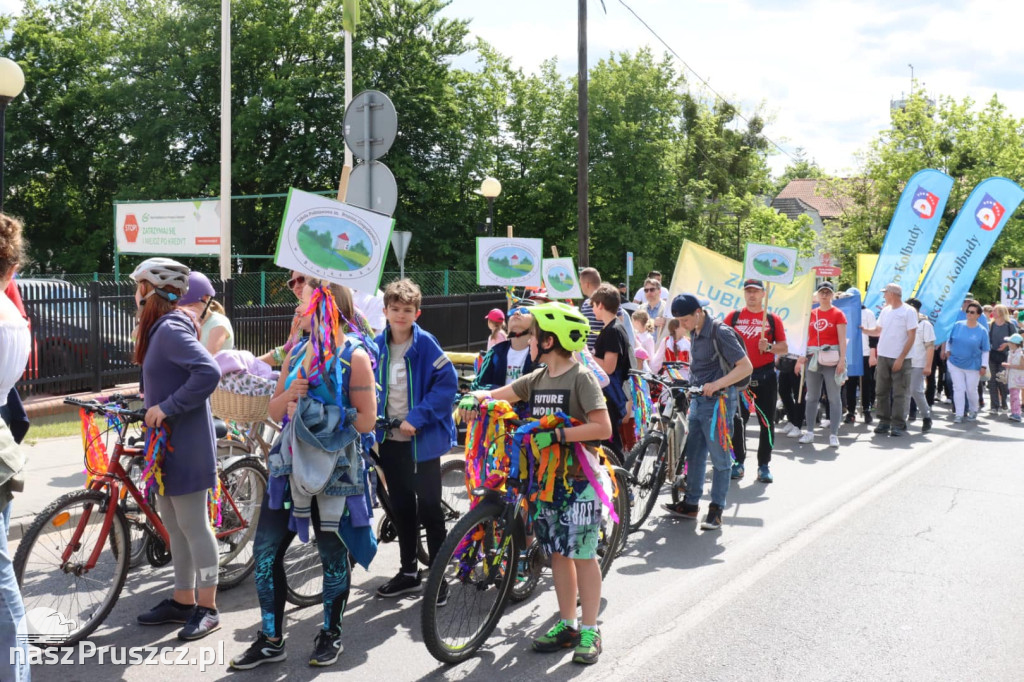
[0,57,25,213]
[480,177,501,235]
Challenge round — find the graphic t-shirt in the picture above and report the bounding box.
[727,309,786,369]
[807,306,847,348]
[504,346,531,385]
[386,337,413,441]
[511,362,606,423]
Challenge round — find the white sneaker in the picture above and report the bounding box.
[821,419,830,428]
[829,434,840,447]
[784,423,802,437]
[798,431,814,444]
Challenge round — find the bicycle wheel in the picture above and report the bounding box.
[421,500,520,664]
[216,458,267,590]
[14,489,130,647]
[509,538,546,603]
[597,443,629,576]
[624,434,667,532]
[284,535,323,607]
[120,455,151,568]
[417,457,469,566]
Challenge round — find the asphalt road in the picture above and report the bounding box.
[10,405,1023,681]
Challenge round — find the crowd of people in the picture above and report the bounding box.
[2,231,1022,678]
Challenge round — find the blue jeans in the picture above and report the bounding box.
[684,387,739,509]
[2,503,30,681]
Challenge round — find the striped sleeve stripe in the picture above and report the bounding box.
[434,354,452,370]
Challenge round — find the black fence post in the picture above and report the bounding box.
[224,278,235,321]
[88,281,102,392]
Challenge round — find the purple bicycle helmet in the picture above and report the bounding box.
[178,271,216,305]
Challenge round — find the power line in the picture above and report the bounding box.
[615,0,800,166]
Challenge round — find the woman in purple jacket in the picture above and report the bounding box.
[131,258,222,641]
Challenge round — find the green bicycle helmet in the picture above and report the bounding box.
[530,301,590,352]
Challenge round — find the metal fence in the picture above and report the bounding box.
[39,270,482,300]
[14,277,504,397]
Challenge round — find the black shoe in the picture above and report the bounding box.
[376,572,422,598]
[863,411,873,424]
[177,605,220,641]
[436,580,449,607]
[700,504,724,531]
[873,423,890,435]
[890,428,906,437]
[137,598,194,626]
[309,628,343,667]
[662,501,699,519]
[921,418,932,433]
[230,631,287,670]
[844,413,856,424]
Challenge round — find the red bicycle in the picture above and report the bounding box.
[13,395,266,647]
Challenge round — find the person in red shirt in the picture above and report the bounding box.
[726,279,788,483]
[796,282,847,447]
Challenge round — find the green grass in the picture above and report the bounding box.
[488,260,535,279]
[23,416,84,445]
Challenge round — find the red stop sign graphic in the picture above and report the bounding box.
[123,214,139,243]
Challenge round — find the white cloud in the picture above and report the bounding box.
[442,0,1024,177]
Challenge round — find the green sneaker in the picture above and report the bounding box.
[532,621,580,652]
[572,628,602,664]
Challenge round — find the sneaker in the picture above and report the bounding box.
[309,628,343,667]
[798,431,814,444]
[966,411,978,422]
[178,605,220,641]
[873,424,890,435]
[863,411,874,424]
[572,628,602,665]
[376,572,422,598]
[890,428,906,437]
[662,501,699,519]
[230,631,287,670]
[756,466,773,483]
[829,434,840,447]
[783,423,802,437]
[921,417,932,433]
[821,419,830,428]
[1009,414,1022,422]
[731,463,745,480]
[700,504,724,531]
[953,414,964,424]
[137,598,193,626]
[844,413,856,424]
[436,580,449,608]
[533,621,581,652]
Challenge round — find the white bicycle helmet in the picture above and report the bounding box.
[130,257,190,301]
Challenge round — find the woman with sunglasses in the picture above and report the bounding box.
[942,302,990,423]
[259,272,312,367]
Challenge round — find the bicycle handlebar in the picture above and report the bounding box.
[64,397,146,421]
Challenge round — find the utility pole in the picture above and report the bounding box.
[577,0,590,267]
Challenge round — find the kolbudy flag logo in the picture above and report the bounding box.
[915,176,1024,344]
[912,186,940,219]
[864,169,954,314]
[975,193,1005,231]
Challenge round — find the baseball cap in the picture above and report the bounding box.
[965,292,974,300]
[881,282,902,296]
[1009,333,1023,345]
[816,281,836,293]
[485,308,505,323]
[671,293,710,317]
[742,278,765,291]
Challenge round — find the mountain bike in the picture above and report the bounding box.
[420,402,629,663]
[13,396,266,647]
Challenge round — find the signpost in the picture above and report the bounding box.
[391,230,412,279]
[813,252,843,278]
[626,251,633,299]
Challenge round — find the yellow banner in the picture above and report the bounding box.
[856,252,935,296]
[668,240,816,354]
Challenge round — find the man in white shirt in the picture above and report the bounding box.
[632,270,670,304]
[905,298,936,433]
[862,283,918,437]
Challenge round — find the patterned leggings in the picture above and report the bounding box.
[252,495,350,638]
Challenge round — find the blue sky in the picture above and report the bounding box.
[440,0,1024,177]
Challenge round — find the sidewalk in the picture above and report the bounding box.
[7,435,86,542]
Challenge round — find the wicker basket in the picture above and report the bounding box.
[210,388,271,424]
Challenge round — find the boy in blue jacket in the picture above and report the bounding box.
[373,279,458,601]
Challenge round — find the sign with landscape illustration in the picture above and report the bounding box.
[275,187,395,292]
[541,257,582,299]
[743,242,800,284]
[476,237,543,287]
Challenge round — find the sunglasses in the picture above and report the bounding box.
[967,309,981,314]
[288,275,306,289]
[509,306,530,316]
[644,288,659,293]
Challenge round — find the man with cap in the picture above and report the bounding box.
[724,278,788,483]
[862,283,918,436]
[662,294,752,531]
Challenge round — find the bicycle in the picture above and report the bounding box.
[419,401,629,663]
[13,396,267,647]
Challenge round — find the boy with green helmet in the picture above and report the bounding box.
[457,300,611,665]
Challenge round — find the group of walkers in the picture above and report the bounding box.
[2,228,1022,679]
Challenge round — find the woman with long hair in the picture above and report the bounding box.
[988,304,1016,413]
[231,280,376,670]
[131,258,223,640]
